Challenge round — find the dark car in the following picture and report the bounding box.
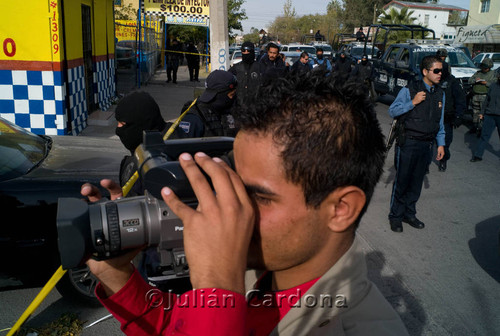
[117,39,159,72]
[116,43,134,68]
[0,117,127,305]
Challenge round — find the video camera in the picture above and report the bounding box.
[56,132,234,282]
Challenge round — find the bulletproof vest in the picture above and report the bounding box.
[233,62,262,103]
[357,63,372,81]
[336,59,351,73]
[404,80,443,140]
[194,102,237,137]
[313,59,327,72]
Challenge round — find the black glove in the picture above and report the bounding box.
[453,116,462,129]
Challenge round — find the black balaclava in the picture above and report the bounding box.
[210,91,234,112]
[241,42,255,65]
[361,55,368,65]
[115,91,166,153]
[340,53,346,62]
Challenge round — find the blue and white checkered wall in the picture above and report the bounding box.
[0,70,66,135]
[0,59,116,136]
[95,58,116,112]
[67,65,88,135]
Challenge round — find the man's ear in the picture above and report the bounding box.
[320,186,366,233]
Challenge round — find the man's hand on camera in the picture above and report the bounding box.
[162,152,255,295]
[86,248,141,298]
[81,179,133,298]
[81,179,123,202]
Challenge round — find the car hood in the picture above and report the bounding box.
[451,67,477,79]
[30,136,127,182]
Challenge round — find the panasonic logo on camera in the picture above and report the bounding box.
[175,226,184,232]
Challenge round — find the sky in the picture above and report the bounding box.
[240,0,471,34]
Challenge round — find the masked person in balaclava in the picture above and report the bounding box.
[115,91,167,154]
[350,54,373,83]
[229,41,265,106]
[311,47,332,74]
[175,70,239,138]
[334,51,352,82]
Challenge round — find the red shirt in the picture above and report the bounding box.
[97,269,319,335]
[246,273,319,336]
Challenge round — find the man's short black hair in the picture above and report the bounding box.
[236,71,386,222]
[267,43,279,51]
[420,55,442,75]
[300,51,309,59]
[316,47,323,53]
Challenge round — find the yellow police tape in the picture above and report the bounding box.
[164,49,210,57]
[7,99,198,335]
[121,98,197,197]
[6,266,67,336]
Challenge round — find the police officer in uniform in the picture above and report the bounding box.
[311,47,332,74]
[229,42,265,106]
[334,52,352,82]
[388,55,445,232]
[350,54,372,82]
[175,70,238,138]
[438,57,466,172]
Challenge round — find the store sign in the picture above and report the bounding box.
[143,0,210,27]
[455,25,500,44]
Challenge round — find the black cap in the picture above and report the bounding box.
[198,70,237,103]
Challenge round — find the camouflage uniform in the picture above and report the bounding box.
[468,58,497,128]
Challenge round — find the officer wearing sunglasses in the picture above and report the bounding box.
[387,55,446,233]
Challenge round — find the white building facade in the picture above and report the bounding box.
[382,1,469,41]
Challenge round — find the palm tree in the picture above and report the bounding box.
[377,7,420,44]
[378,7,416,25]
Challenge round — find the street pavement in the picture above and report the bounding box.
[1,68,499,335]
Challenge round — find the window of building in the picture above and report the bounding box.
[480,0,490,13]
[424,14,429,26]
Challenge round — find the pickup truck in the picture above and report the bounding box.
[371,42,477,99]
[472,52,500,70]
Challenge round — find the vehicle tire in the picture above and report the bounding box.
[55,265,101,306]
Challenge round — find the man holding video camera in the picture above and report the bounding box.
[85,71,408,335]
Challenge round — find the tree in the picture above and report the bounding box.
[340,0,392,31]
[166,0,247,44]
[228,0,248,38]
[378,7,416,25]
[115,3,137,20]
[266,1,348,45]
[377,7,419,44]
[242,27,260,44]
[283,0,297,18]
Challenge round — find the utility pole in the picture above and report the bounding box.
[209,0,229,71]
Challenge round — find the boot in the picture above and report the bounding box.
[438,160,447,172]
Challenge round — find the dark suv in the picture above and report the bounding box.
[365,24,477,99]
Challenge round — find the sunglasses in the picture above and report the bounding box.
[430,68,443,74]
